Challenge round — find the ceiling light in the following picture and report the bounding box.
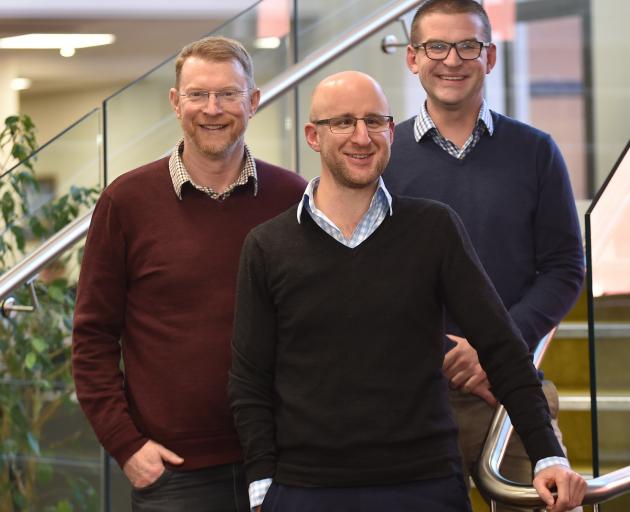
[10,77,32,91]
[254,37,281,49]
[0,33,115,50]
[60,47,76,57]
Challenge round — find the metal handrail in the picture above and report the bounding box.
[0,0,423,301]
[477,330,630,507]
[0,212,93,301]
[259,0,422,103]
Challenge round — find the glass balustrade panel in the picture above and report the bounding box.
[586,141,630,511]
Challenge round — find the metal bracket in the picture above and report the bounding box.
[1,278,39,319]
[381,19,412,54]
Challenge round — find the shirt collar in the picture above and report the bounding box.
[413,99,494,143]
[296,176,393,223]
[168,138,258,200]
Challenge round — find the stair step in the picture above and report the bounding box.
[559,393,630,411]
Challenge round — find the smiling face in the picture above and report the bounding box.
[169,56,260,162]
[305,72,394,190]
[407,11,496,116]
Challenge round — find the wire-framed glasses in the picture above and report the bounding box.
[412,40,491,61]
[314,115,393,134]
[179,89,251,105]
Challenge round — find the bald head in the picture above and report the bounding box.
[304,71,394,192]
[309,71,390,122]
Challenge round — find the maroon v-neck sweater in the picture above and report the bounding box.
[72,156,305,469]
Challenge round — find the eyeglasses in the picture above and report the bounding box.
[412,40,491,61]
[314,115,393,134]
[179,89,251,105]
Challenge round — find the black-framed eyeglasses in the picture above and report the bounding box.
[314,115,393,134]
[412,40,491,61]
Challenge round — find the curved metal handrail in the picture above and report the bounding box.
[0,0,423,301]
[477,330,630,507]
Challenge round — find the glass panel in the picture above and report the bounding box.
[587,141,630,511]
[0,239,102,511]
[294,0,405,60]
[0,109,101,269]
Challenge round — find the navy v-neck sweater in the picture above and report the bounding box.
[229,197,564,487]
[383,113,583,349]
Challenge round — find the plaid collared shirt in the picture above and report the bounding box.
[296,176,393,248]
[413,99,494,159]
[168,138,257,200]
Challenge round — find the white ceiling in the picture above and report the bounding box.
[0,1,260,94]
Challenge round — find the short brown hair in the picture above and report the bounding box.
[410,0,492,44]
[174,36,255,89]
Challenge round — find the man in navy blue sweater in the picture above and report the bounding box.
[383,1,584,510]
[230,70,585,512]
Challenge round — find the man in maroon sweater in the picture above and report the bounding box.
[72,36,306,511]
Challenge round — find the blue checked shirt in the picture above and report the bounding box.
[413,99,494,158]
[296,176,393,247]
[247,174,569,509]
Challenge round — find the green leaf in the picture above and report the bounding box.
[36,461,54,483]
[10,225,25,251]
[55,500,74,512]
[1,191,15,224]
[47,284,66,302]
[25,351,37,369]
[32,336,47,354]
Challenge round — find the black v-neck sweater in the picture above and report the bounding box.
[229,196,564,487]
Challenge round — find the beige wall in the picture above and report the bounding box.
[20,83,125,147]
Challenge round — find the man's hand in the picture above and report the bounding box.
[123,440,184,488]
[533,465,586,511]
[443,334,497,406]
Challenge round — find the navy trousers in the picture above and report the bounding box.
[261,474,472,512]
[131,463,249,512]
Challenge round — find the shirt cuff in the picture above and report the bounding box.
[249,478,273,509]
[534,456,570,475]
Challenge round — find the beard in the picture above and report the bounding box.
[322,146,390,189]
[182,114,247,161]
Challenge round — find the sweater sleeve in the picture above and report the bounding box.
[71,192,146,468]
[228,232,278,484]
[437,206,565,464]
[508,135,584,348]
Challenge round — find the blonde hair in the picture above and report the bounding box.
[175,36,255,89]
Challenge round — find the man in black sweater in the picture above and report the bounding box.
[228,71,585,512]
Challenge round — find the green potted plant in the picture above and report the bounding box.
[1,114,100,511]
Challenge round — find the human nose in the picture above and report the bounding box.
[350,119,371,145]
[442,44,463,66]
[202,92,224,114]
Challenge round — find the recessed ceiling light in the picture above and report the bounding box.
[0,33,115,50]
[10,77,32,91]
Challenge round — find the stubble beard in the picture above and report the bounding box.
[325,150,389,190]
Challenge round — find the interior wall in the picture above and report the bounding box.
[20,83,126,146]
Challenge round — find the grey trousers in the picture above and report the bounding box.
[131,463,249,512]
[449,380,582,512]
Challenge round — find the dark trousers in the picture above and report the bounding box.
[131,463,249,512]
[261,474,472,512]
